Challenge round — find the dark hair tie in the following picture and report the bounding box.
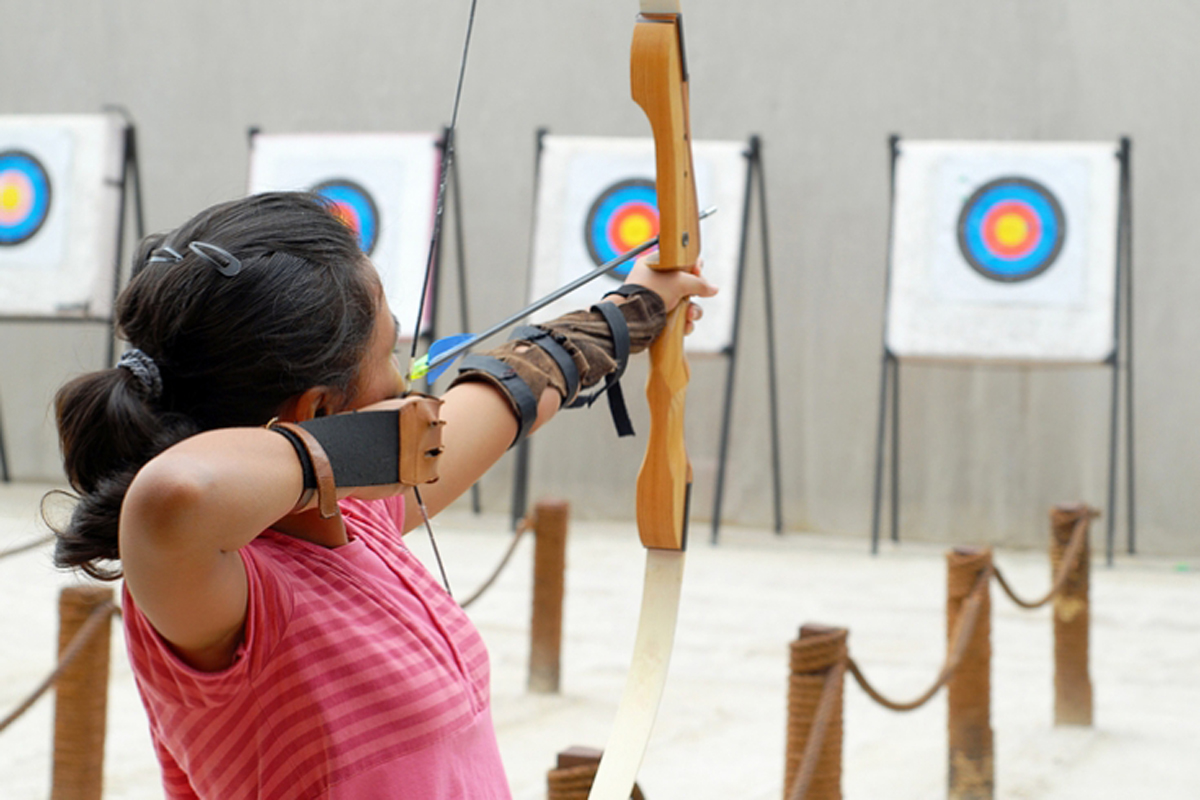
[189,241,242,277]
[116,348,163,401]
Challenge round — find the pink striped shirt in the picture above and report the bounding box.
[123,496,510,799]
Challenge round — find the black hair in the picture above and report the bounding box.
[52,192,377,579]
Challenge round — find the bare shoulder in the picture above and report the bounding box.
[119,452,251,671]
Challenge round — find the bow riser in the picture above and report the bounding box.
[631,14,701,270]
[631,9,699,552]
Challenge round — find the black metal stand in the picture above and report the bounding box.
[436,125,481,514]
[711,135,784,544]
[869,135,1136,565]
[509,129,550,531]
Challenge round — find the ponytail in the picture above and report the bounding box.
[52,367,198,579]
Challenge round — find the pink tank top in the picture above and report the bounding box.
[122,496,511,799]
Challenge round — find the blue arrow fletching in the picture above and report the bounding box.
[412,332,476,383]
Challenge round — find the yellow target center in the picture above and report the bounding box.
[0,184,20,212]
[618,214,654,246]
[994,213,1029,247]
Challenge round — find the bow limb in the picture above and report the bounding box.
[589,3,699,797]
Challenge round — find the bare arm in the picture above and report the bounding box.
[119,428,309,670]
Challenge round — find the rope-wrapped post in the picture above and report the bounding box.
[784,625,847,800]
[946,548,994,800]
[1051,504,1094,726]
[529,499,568,694]
[51,585,115,800]
[546,746,645,800]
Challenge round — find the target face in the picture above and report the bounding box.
[0,150,52,246]
[312,178,380,255]
[957,177,1066,282]
[584,178,658,277]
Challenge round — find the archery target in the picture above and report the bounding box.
[529,136,747,354]
[585,178,659,276]
[0,115,126,318]
[0,151,52,245]
[957,177,1065,282]
[311,178,380,255]
[887,140,1121,364]
[248,132,440,340]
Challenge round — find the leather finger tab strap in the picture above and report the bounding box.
[398,394,446,486]
[269,420,339,519]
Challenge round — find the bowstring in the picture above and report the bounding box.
[410,0,479,361]
[410,0,480,596]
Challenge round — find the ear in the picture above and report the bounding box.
[277,386,342,422]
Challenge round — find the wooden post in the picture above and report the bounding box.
[784,624,847,800]
[1051,505,1094,726]
[51,585,114,800]
[946,548,993,800]
[529,499,568,694]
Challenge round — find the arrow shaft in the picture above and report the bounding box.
[423,206,714,377]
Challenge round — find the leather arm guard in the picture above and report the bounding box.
[268,394,445,519]
[449,285,667,447]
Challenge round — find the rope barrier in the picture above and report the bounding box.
[547,747,646,800]
[0,533,54,561]
[784,626,848,800]
[786,657,846,800]
[0,600,120,735]
[459,514,533,609]
[992,512,1092,609]
[784,505,1098,799]
[845,564,992,713]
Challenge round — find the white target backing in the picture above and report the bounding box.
[529,135,747,354]
[0,114,126,319]
[887,140,1121,364]
[248,132,440,340]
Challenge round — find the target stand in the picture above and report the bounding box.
[870,135,1135,564]
[0,110,145,480]
[510,131,784,543]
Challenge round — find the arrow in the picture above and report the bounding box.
[409,205,716,383]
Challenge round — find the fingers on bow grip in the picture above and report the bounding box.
[399,394,446,486]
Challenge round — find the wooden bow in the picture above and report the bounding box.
[588,2,700,797]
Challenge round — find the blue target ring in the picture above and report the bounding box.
[584,178,658,278]
[0,150,52,246]
[957,177,1066,283]
[312,179,380,255]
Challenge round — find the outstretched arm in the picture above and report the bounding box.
[402,257,716,529]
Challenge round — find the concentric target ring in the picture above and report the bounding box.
[584,178,658,277]
[956,176,1066,283]
[0,150,52,246]
[312,178,380,255]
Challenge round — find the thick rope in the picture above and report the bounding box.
[786,657,847,800]
[846,565,992,712]
[460,515,533,609]
[0,533,54,561]
[992,513,1092,609]
[0,601,120,734]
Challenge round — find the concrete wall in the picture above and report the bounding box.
[1,1,1195,555]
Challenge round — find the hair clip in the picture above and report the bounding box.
[189,241,242,277]
[147,246,184,264]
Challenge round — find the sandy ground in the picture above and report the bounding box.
[1,482,1197,799]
